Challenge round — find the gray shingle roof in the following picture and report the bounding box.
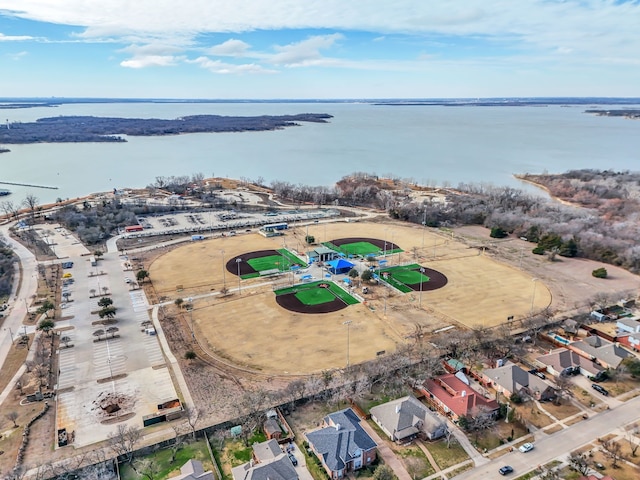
[232,456,297,480]
[571,336,632,368]
[306,408,376,472]
[370,395,444,440]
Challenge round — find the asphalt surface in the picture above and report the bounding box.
[455,394,640,479]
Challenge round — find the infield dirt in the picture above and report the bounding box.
[148,220,553,374]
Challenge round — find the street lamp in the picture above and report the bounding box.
[236,258,242,295]
[419,267,425,308]
[188,297,194,340]
[422,207,427,248]
[343,320,352,370]
[383,228,389,258]
[530,278,538,315]
[221,250,226,288]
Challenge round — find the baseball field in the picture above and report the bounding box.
[148,220,552,374]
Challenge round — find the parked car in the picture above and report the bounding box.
[499,466,514,475]
[518,442,534,453]
[592,384,609,396]
[528,369,546,379]
[589,371,609,383]
[62,261,74,269]
[288,453,298,466]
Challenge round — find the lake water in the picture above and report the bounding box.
[1,101,639,205]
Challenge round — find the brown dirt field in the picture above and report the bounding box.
[148,220,557,375]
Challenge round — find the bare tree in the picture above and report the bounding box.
[6,411,19,428]
[626,424,640,457]
[184,406,200,440]
[568,451,592,475]
[0,199,20,220]
[601,439,624,469]
[132,456,160,480]
[22,193,39,223]
[108,424,142,464]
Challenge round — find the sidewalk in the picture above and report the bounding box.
[358,420,412,480]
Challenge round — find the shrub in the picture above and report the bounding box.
[592,267,608,278]
[532,246,546,255]
[490,227,508,238]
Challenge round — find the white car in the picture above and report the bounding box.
[518,442,534,453]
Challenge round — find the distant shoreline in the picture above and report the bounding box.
[514,174,578,207]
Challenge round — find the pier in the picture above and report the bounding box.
[0,181,58,190]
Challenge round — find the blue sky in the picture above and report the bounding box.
[1,1,639,99]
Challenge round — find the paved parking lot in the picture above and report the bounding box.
[123,208,339,239]
[55,237,178,448]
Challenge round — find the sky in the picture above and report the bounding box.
[1,1,639,99]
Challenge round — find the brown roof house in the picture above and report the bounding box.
[569,336,632,369]
[536,348,604,378]
[174,459,215,480]
[232,439,298,480]
[370,395,446,443]
[483,361,557,402]
[419,373,499,421]
[305,408,377,479]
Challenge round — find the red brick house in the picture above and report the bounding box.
[419,374,499,421]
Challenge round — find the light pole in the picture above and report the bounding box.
[383,228,389,258]
[236,258,242,295]
[4,327,14,343]
[221,250,226,288]
[422,207,427,248]
[530,278,538,315]
[419,267,425,308]
[343,320,352,370]
[188,297,194,340]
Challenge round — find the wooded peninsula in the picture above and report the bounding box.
[0,113,332,144]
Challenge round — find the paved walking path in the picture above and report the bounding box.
[415,440,441,473]
[358,420,412,480]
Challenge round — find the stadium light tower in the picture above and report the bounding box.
[530,278,538,315]
[343,320,352,370]
[419,267,426,308]
[236,258,242,295]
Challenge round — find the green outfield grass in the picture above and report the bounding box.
[377,263,429,293]
[323,241,402,257]
[242,249,306,279]
[295,287,336,305]
[275,280,360,306]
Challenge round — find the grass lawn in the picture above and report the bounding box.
[241,250,306,279]
[426,439,469,470]
[218,431,268,476]
[323,241,382,257]
[296,288,336,306]
[376,264,426,293]
[473,420,528,452]
[275,281,359,306]
[395,444,435,478]
[119,439,213,480]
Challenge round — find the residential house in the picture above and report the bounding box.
[305,408,377,479]
[617,331,640,352]
[616,316,640,335]
[569,336,632,369]
[174,459,215,480]
[370,395,446,443]
[536,348,604,378]
[483,362,557,402]
[419,374,499,421]
[232,439,298,480]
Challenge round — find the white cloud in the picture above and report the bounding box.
[190,56,277,74]
[0,32,34,41]
[269,34,343,67]
[208,39,251,57]
[120,55,184,68]
[7,50,28,60]
[2,1,640,68]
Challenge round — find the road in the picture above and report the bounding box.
[0,224,38,402]
[454,394,640,479]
